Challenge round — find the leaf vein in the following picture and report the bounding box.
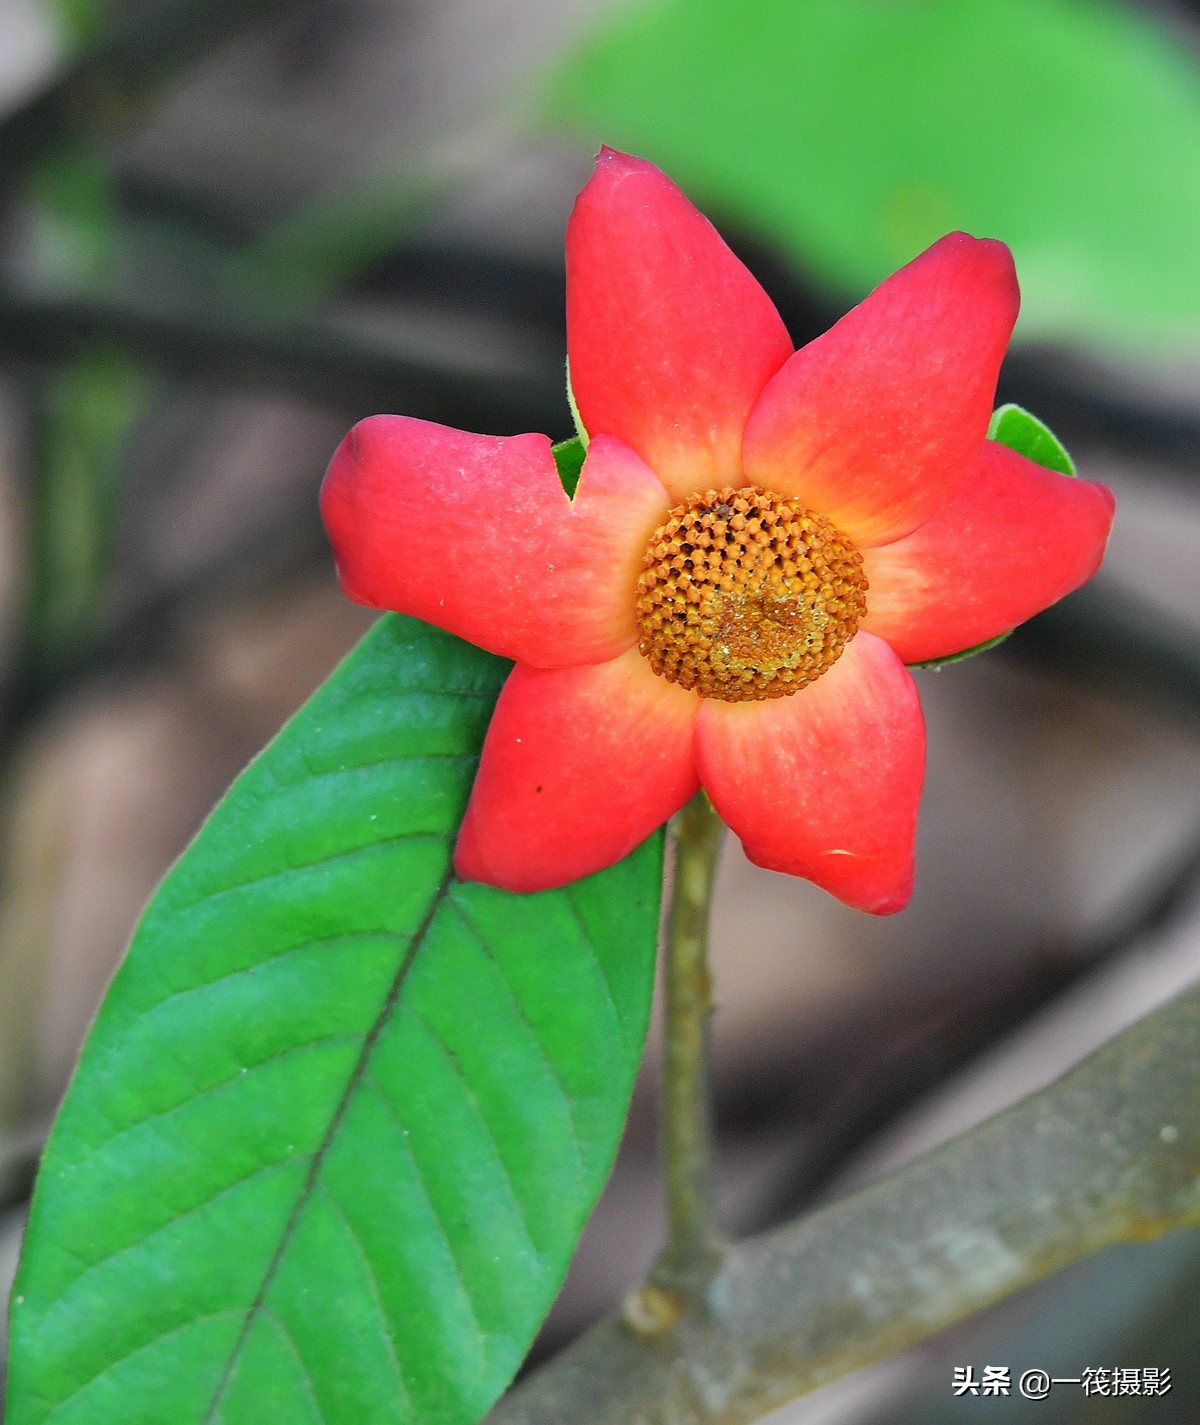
[446,896,585,1181]
[404,1004,542,1258]
[284,751,476,791]
[126,931,395,1023]
[562,894,628,1057]
[363,1073,489,1348]
[261,1309,327,1424]
[315,1184,413,1410]
[41,1310,244,1422]
[73,1032,365,1175]
[168,833,446,919]
[43,1156,311,1305]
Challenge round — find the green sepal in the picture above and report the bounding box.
[565,360,590,449]
[552,435,586,497]
[909,631,1012,670]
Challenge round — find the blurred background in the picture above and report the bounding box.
[0,0,1198,1420]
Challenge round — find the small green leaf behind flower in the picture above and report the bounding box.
[987,402,1076,476]
[6,615,661,1425]
[552,435,586,498]
[908,403,1075,669]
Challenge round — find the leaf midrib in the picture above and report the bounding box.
[200,865,456,1423]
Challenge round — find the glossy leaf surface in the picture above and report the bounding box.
[8,615,662,1425]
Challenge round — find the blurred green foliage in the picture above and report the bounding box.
[549,0,1200,352]
[24,144,119,288]
[28,350,145,679]
[52,0,110,53]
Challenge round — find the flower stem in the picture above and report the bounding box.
[657,789,725,1287]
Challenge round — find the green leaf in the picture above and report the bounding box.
[548,0,1200,351]
[552,435,586,497]
[909,402,1074,669]
[987,402,1075,476]
[7,615,661,1425]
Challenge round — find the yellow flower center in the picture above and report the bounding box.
[635,486,868,702]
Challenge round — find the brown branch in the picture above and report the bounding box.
[490,983,1200,1425]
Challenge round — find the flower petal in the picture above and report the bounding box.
[742,232,1019,546]
[695,633,924,914]
[321,418,669,668]
[862,440,1115,664]
[566,148,793,501]
[455,649,700,893]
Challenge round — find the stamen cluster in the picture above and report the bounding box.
[635,487,868,702]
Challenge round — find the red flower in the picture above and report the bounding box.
[322,150,1114,913]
